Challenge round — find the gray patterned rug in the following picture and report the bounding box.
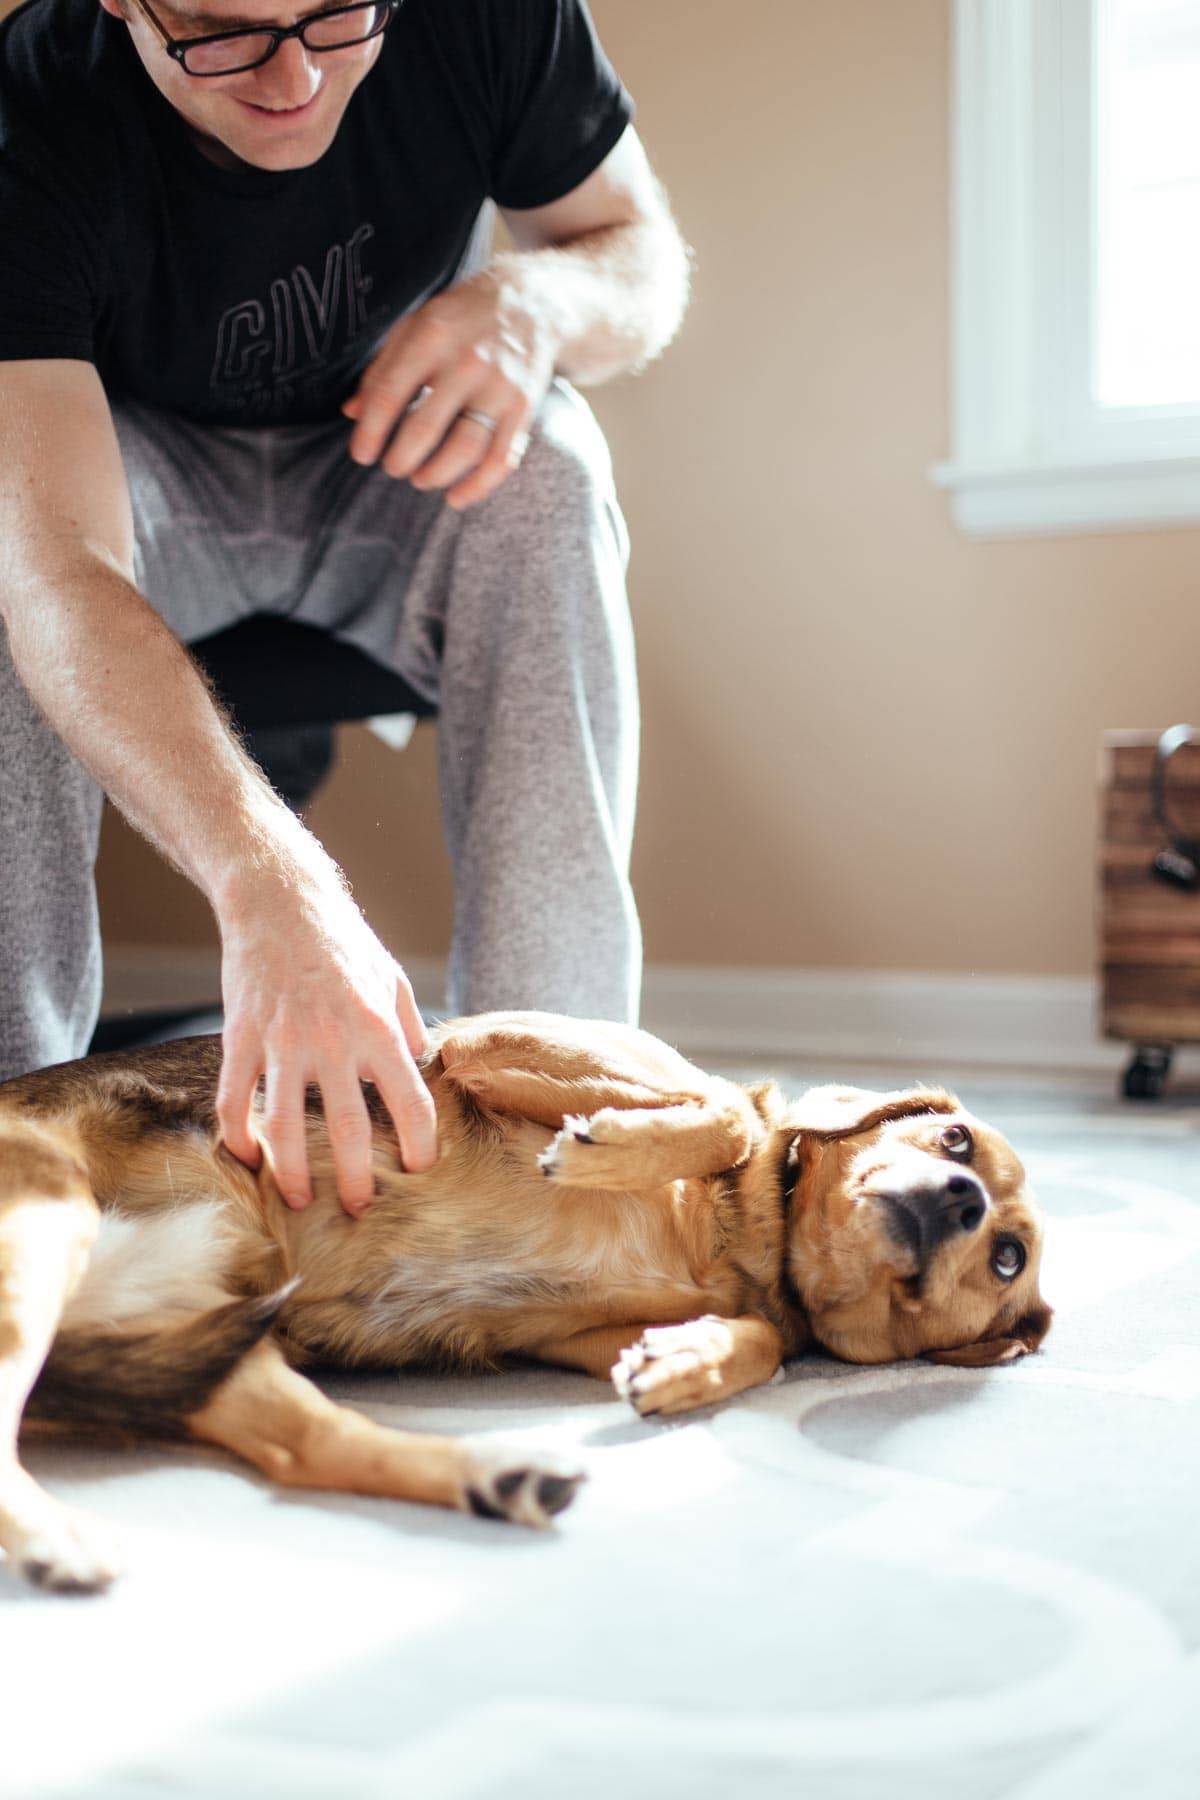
[3,1063,1198,1800]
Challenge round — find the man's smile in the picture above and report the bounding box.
[236,91,322,120]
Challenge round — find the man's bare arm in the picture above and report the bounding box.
[498,124,692,385]
[0,359,437,1209]
[341,127,691,508]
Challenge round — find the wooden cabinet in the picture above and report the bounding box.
[1100,730,1200,1096]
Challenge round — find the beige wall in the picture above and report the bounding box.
[95,0,1200,979]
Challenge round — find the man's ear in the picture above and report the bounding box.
[924,1301,1054,1368]
[787,1083,961,1142]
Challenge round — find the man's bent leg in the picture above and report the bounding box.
[423,383,641,1023]
[107,388,642,1024]
[0,628,104,1080]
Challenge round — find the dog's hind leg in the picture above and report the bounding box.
[0,1121,121,1593]
[185,1340,585,1527]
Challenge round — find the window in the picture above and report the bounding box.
[933,0,1200,536]
[1097,0,1200,409]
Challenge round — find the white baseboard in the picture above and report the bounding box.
[638,966,1131,1074]
[101,948,1145,1075]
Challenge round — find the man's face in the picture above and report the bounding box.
[101,0,385,172]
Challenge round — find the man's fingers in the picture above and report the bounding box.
[396,971,430,1062]
[345,329,432,464]
[316,1071,377,1216]
[348,320,481,471]
[217,1039,263,1170]
[446,420,531,511]
[411,411,508,493]
[381,973,437,1172]
[261,1063,313,1211]
[373,1053,439,1175]
[378,366,488,481]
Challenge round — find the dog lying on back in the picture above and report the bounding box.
[0,1011,1051,1592]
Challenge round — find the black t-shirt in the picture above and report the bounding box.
[0,0,632,424]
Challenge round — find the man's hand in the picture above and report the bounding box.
[340,267,556,511]
[338,127,692,512]
[216,868,438,1218]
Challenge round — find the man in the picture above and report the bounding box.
[0,0,689,1214]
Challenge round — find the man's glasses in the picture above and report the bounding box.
[131,0,401,79]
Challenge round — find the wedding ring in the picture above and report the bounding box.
[460,408,499,433]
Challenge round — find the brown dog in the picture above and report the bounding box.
[0,1010,1051,1592]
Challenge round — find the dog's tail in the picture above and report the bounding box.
[23,1279,300,1435]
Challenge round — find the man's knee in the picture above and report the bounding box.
[486,383,623,552]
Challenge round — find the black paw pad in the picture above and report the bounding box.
[536,1473,583,1515]
[494,1468,530,1500]
[23,1560,101,1596]
[465,1486,507,1520]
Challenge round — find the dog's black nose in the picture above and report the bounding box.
[943,1173,986,1233]
[883,1174,989,1261]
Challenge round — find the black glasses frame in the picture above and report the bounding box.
[131,0,402,78]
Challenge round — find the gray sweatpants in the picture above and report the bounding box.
[0,379,640,1079]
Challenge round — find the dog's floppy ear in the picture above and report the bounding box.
[788,1083,960,1142]
[924,1301,1054,1368]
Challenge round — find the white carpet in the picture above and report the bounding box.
[2,1063,1198,1800]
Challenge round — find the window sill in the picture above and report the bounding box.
[930,452,1200,539]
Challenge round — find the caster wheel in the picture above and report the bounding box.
[1122,1046,1173,1101]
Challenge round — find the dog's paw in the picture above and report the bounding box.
[12,1505,123,1595]
[460,1444,586,1529]
[612,1318,734,1417]
[537,1113,597,1184]
[538,1111,634,1186]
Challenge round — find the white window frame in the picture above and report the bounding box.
[932,0,1200,537]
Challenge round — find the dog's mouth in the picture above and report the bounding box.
[876,1192,923,1259]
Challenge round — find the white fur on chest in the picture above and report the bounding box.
[61,1204,239,1332]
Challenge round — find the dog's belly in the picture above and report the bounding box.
[63,1109,749,1376]
[273,1156,741,1371]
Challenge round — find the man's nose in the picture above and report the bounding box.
[255,36,321,106]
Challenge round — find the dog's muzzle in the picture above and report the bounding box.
[876,1173,988,1266]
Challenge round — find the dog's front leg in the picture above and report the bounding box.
[439,1019,762,1184]
[533,1322,666,1380]
[538,1099,763,1191]
[611,1315,786,1416]
[0,1149,119,1592]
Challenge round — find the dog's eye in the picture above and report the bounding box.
[991,1238,1026,1281]
[939,1124,973,1159]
